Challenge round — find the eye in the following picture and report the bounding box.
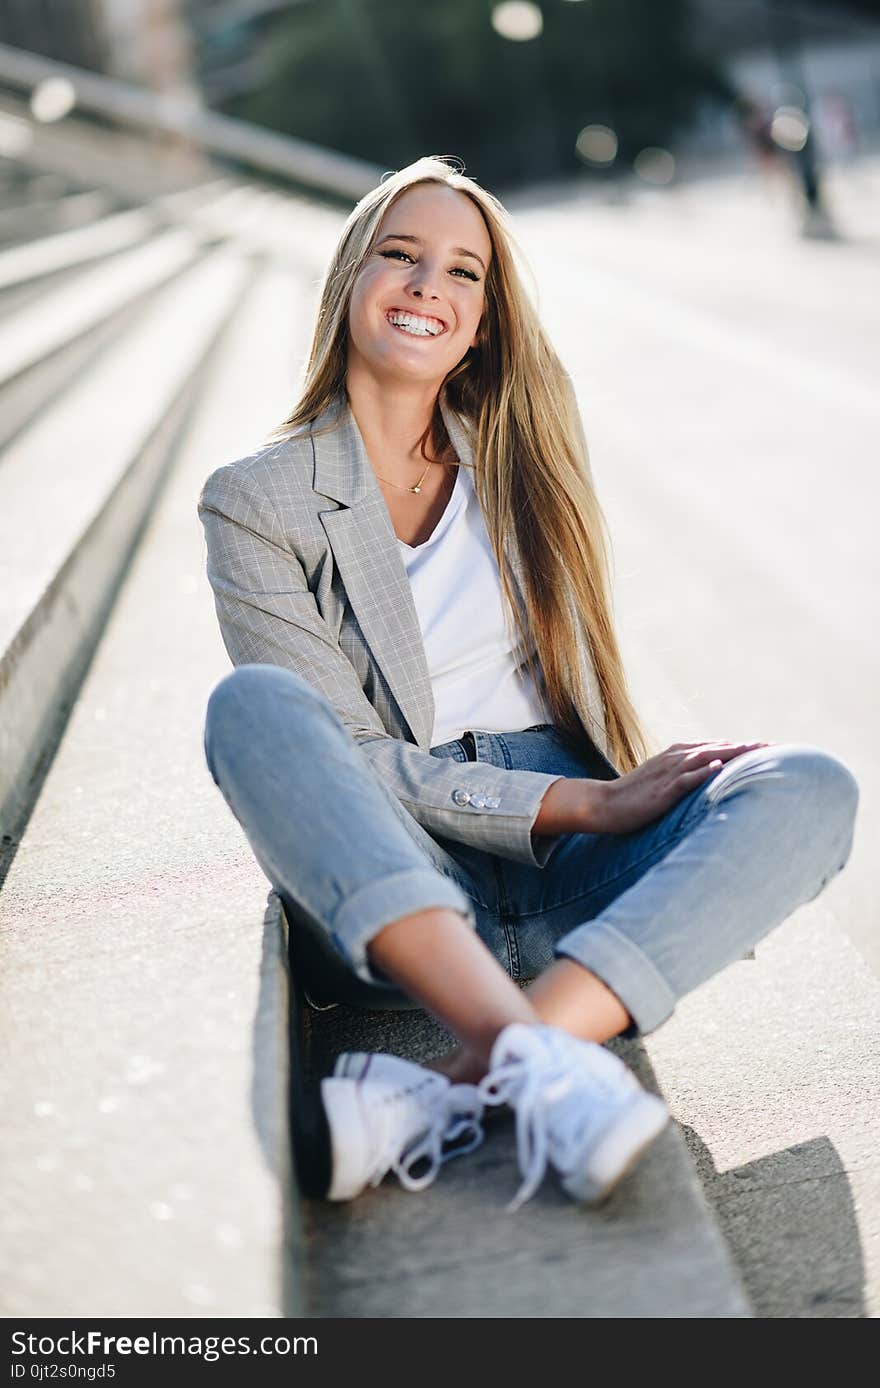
[378,248,480,282]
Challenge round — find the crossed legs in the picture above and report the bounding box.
[206,665,858,1083]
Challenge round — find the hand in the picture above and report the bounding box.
[586,740,772,835]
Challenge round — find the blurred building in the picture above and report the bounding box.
[0,0,199,100]
[0,0,109,71]
[99,1,196,96]
[686,0,880,160]
[182,1,290,104]
[0,0,300,107]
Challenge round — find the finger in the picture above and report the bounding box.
[679,760,725,785]
[689,737,770,747]
[684,740,767,763]
[666,741,728,752]
[678,748,741,774]
[668,740,759,757]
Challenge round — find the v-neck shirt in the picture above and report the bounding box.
[396,461,552,747]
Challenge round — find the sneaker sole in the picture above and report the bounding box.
[321,1077,373,1202]
[560,1092,670,1204]
[286,935,331,1201]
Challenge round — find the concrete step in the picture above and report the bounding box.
[0,226,206,444]
[0,261,309,1317]
[646,901,880,1317]
[0,244,254,843]
[508,181,880,1314]
[0,205,164,291]
[281,903,751,1318]
[0,178,257,294]
[0,188,117,245]
[0,225,208,448]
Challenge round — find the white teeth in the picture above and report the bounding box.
[386,312,443,337]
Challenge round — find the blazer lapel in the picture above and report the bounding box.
[311,394,435,748]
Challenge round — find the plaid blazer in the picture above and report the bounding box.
[198,388,617,869]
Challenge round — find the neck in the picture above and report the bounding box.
[345,362,444,463]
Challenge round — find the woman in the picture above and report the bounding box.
[199,156,858,1212]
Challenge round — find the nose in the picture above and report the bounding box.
[407,261,441,302]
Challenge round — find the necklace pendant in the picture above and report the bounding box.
[411,485,421,494]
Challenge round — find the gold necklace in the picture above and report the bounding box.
[374,451,456,495]
[374,458,435,495]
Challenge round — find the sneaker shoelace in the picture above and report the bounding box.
[370,1082,485,1193]
[478,1030,627,1212]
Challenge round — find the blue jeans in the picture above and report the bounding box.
[204,665,859,1035]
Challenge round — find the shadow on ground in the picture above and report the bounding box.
[680,1125,865,1318]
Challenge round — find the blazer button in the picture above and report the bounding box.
[484,797,500,809]
[471,794,487,808]
[451,788,471,806]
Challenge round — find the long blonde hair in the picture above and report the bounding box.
[274,156,648,771]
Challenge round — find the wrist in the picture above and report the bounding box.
[533,776,607,837]
[577,777,608,833]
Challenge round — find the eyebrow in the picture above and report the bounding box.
[376,233,487,273]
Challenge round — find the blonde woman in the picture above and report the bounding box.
[199,156,858,1211]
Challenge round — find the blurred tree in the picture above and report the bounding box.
[836,1,880,16]
[217,0,731,188]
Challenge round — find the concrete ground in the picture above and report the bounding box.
[0,264,307,1316]
[507,155,880,1315]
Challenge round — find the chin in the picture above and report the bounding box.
[374,353,451,385]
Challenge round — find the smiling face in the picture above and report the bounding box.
[346,182,492,391]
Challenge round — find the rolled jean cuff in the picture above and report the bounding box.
[554,920,678,1035]
[330,868,478,989]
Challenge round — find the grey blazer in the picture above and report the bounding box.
[198,388,617,869]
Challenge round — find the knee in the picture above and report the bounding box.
[711,743,859,837]
[756,748,860,874]
[777,745,859,829]
[207,663,277,729]
[204,663,325,748]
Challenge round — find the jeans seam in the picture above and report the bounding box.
[504,915,521,979]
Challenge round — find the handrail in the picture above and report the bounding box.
[0,42,383,201]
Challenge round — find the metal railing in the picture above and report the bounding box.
[0,41,383,201]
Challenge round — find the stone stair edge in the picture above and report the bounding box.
[0,248,258,841]
[273,893,752,1317]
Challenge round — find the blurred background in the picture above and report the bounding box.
[2,1,880,199]
[1,0,879,1322]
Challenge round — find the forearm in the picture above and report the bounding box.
[531,776,605,840]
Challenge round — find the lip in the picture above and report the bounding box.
[385,307,448,335]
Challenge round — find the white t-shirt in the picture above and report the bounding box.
[397,462,553,748]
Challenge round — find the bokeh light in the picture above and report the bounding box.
[770,106,810,152]
[491,2,544,42]
[576,124,618,166]
[633,146,676,184]
[30,77,77,124]
[0,112,33,156]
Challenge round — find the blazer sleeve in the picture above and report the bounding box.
[198,464,567,868]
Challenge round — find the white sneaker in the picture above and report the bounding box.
[322,1052,484,1201]
[478,1023,669,1211]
